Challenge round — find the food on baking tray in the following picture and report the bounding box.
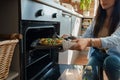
[39,38,63,46]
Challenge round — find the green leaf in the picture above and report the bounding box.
[80,0,92,11]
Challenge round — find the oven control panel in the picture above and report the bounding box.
[21,0,62,21]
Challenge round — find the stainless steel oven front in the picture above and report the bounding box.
[19,0,61,80]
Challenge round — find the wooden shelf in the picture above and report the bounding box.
[6,71,19,80]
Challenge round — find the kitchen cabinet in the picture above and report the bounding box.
[71,15,82,37]
[70,15,82,64]
[59,12,82,64]
[60,12,72,36]
[59,11,72,64]
[60,12,82,37]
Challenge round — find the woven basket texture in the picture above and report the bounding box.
[0,39,18,80]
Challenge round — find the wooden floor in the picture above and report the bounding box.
[74,53,88,65]
[73,52,108,80]
[58,69,83,80]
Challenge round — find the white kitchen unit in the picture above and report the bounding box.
[59,12,82,64]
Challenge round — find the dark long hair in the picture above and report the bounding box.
[93,0,120,37]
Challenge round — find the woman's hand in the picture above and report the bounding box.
[61,34,70,39]
[70,38,91,51]
[61,34,77,40]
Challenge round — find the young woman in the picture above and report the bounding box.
[69,0,120,80]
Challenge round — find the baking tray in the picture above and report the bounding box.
[31,39,63,49]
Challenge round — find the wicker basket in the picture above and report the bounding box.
[0,39,19,80]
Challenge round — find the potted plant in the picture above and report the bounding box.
[80,0,92,16]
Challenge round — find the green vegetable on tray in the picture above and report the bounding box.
[39,38,63,46]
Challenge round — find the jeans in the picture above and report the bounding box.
[87,48,120,80]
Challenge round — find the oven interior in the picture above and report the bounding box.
[20,21,61,80]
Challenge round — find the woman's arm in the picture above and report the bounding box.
[70,38,101,51]
[100,24,120,48]
[70,22,120,51]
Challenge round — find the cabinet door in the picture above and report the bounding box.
[60,12,72,36]
[59,12,72,64]
[71,15,82,37]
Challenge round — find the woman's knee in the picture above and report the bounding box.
[103,56,120,69]
[103,56,120,80]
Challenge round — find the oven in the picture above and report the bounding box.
[19,0,62,80]
[20,21,61,80]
